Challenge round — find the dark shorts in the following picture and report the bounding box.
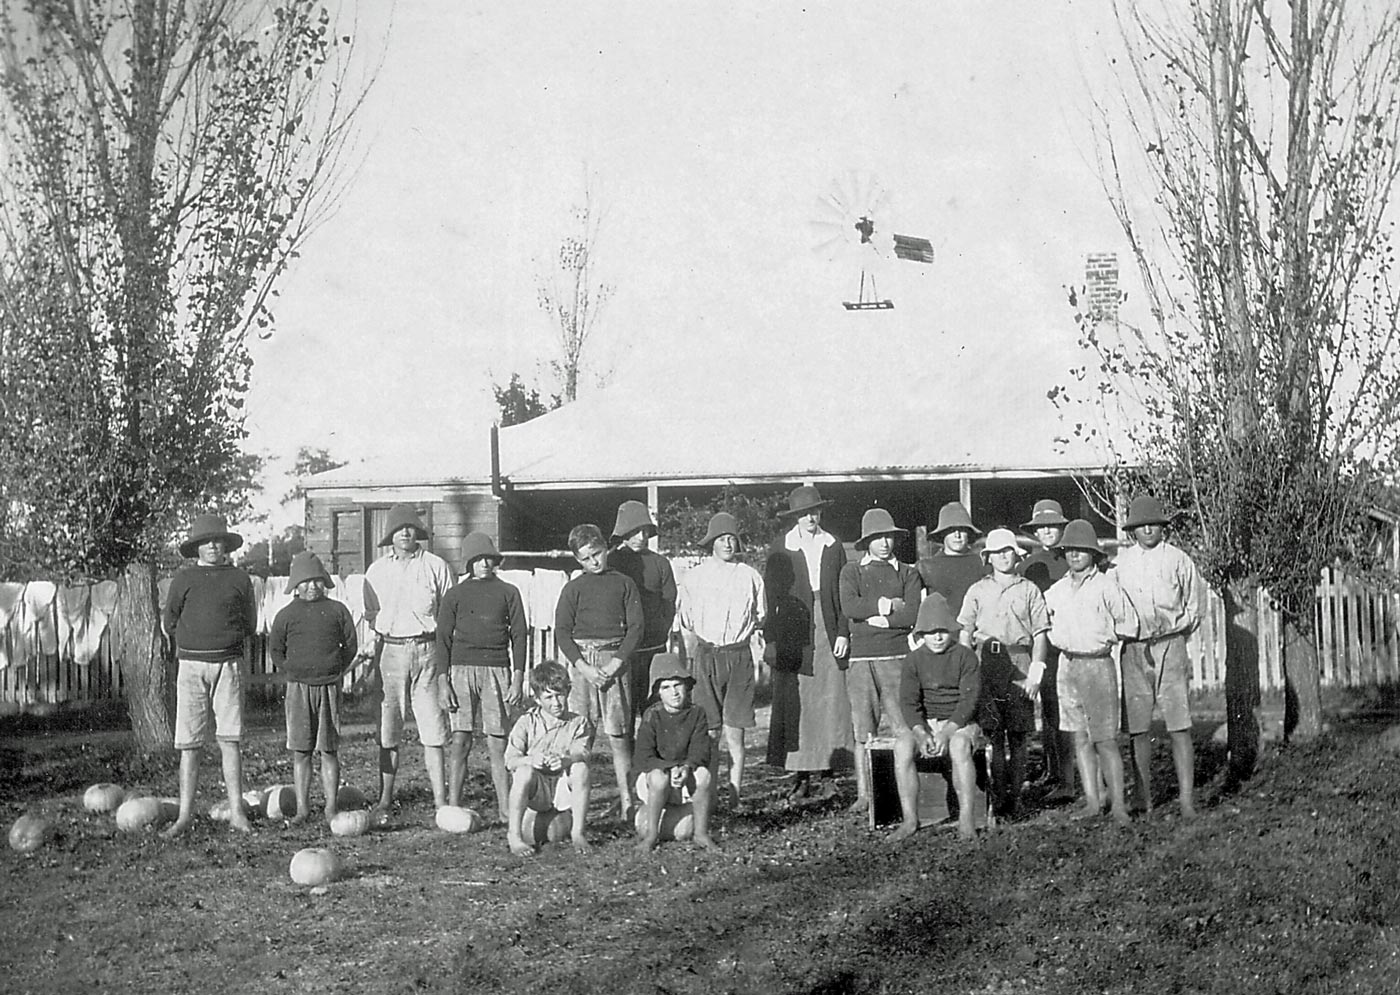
[978,644,1037,735]
[692,641,756,731]
[847,655,907,739]
[285,682,341,753]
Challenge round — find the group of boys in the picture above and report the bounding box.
[160,489,1204,850]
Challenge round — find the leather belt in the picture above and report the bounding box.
[380,632,434,645]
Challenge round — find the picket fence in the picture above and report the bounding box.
[2,565,1398,709]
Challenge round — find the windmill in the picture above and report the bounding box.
[810,171,935,310]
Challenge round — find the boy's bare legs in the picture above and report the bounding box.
[890,732,921,842]
[219,740,251,833]
[636,769,669,853]
[424,745,448,808]
[568,760,592,852]
[721,725,745,805]
[321,752,340,821]
[377,745,398,810]
[448,731,472,808]
[1129,731,1153,813]
[485,735,510,821]
[608,735,634,822]
[1095,738,1130,825]
[290,750,313,826]
[506,769,538,856]
[1170,729,1197,818]
[163,748,200,838]
[1071,732,1102,820]
[949,735,978,839]
[690,765,717,849]
[850,739,872,813]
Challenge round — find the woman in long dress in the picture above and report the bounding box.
[763,484,854,802]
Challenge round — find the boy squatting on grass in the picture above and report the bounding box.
[435,531,527,820]
[162,514,258,837]
[1044,519,1141,826]
[503,661,594,855]
[554,523,645,822]
[268,552,358,825]
[633,654,717,852]
[891,594,984,842]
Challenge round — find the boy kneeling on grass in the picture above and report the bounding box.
[892,594,984,842]
[504,661,595,855]
[634,654,717,852]
[269,552,358,825]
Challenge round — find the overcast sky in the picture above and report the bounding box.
[241,1,1134,527]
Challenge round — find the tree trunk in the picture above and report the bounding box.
[1282,615,1323,741]
[1222,581,1262,785]
[115,559,172,754]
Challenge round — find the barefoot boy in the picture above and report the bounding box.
[1044,520,1140,826]
[162,514,258,836]
[892,594,984,842]
[1113,495,1206,819]
[269,552,358,825]
[504,661,594,855]
[634,654,717,852]
[609,501,678,725]
[436,531,527,820]
[555,523,644,821]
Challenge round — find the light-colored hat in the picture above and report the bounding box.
[855,508,908,550]
[460,531,502,569]
[931,501,982,540]
[779,484,830,518]
[649,652,695,693]
[610,500,657,542]
[699,512,743,550]
[913,593,961,635]
[979,528,1024,562]
[179,514,243,558]
[1124,495,1170,530]
[285,551,333,594]
[1055,519,1105,558]
[1023,499,1070,530]
[377,504,430,547]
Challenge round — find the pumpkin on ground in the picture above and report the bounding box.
[9,813,55,853]
[335,786,368,810]
[522,807,572,845]
[434,805,482,833]
[115,796,172,832]
[329,809,373,837]
[242,788,268,814]
[264,785,298,821]
[288,847,342,886]
[633,803,695,842]
[83,783,126,814]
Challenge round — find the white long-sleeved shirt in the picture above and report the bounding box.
[1045,567,1139,656]
[1113,542,1206,640]
[677,558,766,647]
[363,548,456,637]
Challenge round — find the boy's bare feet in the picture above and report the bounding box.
[572,835,593,854]
[1110,807,1132,826]
[889,821,919,843]
[721,783,741,809]
[323,806,338,823]
[955,824,978,842]
[162,816,192,838]
[847,796,870,815]
[636,833,659,854]
[1068,802,1101,821]
[692,834,720,851]
[229,816,253,834]
[507,835,536,857]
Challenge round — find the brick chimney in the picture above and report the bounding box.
[1085,251,1119,322]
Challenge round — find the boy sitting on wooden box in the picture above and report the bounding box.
[891,594,984,842]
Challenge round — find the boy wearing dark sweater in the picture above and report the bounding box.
[839,508,923,812]
[916,501,991,616]
[634,654,717,852]
[892,594,984,841]
[269,552,358,825]
[609,501,678,724]
[436,531,527,819]
[162,515,258,837]
[555,523,645,821]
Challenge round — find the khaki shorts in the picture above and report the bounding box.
[847,655,907,740]
[569,641,632,739]
[449,665,515,736]
[1057,653,1120,744]
[285,682,341,753]
[1121,634,1193,734]
[174,658,244,749]
[523,768,576,812]
[376,640,449,749]
[692,641,755,731]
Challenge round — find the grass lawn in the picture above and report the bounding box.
[3,697,1398,995]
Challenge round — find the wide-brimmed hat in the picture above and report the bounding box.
[778,484,830,518]
[979,528,1025,562]
[179,514,243,558]
[1022,499,1070,530]
[649,652,695,692]
[610,500,657,542]
[913,593,961,635]
[1055,519,1105,557]
[931,501,982,540]
[1124,495,1170,530]
[377,504,430,547]
[855,508,908,550]
[460,531,503,569]
[285,551,333,594]
[699,512,743,550]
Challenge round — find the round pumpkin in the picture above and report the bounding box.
[8,813,55,853]
[335,786,368,811]
[633,803,695,842]
[242,788,268,814]
[434,805,482,834]
[264,784,298,821]
[329,809,373,837]
[115,796,170,832]
[83,783,126,814]
[288,847,342,886]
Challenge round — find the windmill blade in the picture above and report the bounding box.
[892,233,935,264]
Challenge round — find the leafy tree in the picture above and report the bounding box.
[1058,0,1400,777]
[237,524,306,578]
[659,485,789,559]
[281,445,349,505]
[536,177,612,403]
[491,371,561,427]
[0,1,369,751]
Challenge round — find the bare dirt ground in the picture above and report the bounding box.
[3,694,1399,995]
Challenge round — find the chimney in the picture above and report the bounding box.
[1085,251,1120,323]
